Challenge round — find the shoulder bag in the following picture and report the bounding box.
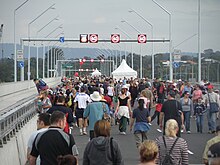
[207,93,219,113]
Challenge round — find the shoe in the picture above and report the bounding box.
[187,131,191,134]
[80,132,83,136]
[148,123,152,126]
[208,130,212,134]
[83,131,87,135]
[181,129,184,133]
[212,131,216,134]
[119,132,126,135]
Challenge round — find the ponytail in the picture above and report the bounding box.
[138,99,145,111]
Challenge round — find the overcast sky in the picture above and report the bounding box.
[0,0,220,55]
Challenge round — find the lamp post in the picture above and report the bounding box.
[129,8,154,79]
[36,15,59,79]
[27,3,55,81]
[152,0,172,80]
[14,0,30,82]
[115,26,133,68]
[121,19,143,78]
[198,0,201,82]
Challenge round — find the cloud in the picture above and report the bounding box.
[93,17,106,24]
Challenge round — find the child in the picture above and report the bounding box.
[151,99,162,126]
[194,98,206,133]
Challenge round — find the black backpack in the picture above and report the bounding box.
[161,136,179,165]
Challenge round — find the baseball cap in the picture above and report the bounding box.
[207,84,214,89]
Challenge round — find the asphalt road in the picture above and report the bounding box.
[72,113,220,165]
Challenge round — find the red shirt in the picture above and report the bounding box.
[156,103,162,112]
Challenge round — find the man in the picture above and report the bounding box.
[47,95,73,134]
[203,125,220,165]
[30,111,78,165]
[159,90,184,137]
[26,113,50,165]
[74,86,91,135]
[204,85,220,133]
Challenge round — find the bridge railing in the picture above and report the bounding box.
[0,96,37,147]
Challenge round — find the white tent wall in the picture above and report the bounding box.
[112,59,137,80]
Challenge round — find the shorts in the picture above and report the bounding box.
[76,108,85,119]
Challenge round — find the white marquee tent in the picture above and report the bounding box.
[112,59,137,80]
[91,68,101,77]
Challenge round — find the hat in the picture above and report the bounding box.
[168,90,176,98]
[209,142,220,158]
[90,91,102,101]
[122,85,128,89]
[207,84,214,89]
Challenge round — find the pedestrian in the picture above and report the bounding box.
[151,99,162,126]
[115,86,132,135]
[129,81,138,107]
[40,90,52,113]
[130,99,151,148]
[47,95,74,134]
[156,119,189,165]
[29,111,79,165]
[74,86,92,135]
[159,90,184,137]
[204,84,220,133]
[83,91,110,140]
[57,155,78,165]
[83,120,124,165]
[203,125,220,165]
[192,84,203,103]
[179,91,193,133]
[26,113,51,165]
[194,98,206,133]
[138,140,158,165]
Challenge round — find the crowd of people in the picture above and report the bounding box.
[29,76,220,165]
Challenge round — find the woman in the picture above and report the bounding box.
[138,140,158,165]
[83,120,124,165]
[40,90,52,113]
[192,84,202,103]
[130,99,151,148]
[156,119,189,165]
[180,91,193,133]
[115,86,132,135]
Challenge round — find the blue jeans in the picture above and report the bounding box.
[196,115,204,133]
[183,111,191,132]
[207,111,216,132]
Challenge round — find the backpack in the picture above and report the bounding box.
[161,136,179,165]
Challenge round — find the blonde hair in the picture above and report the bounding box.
[140,90,147,98]
[139,140,158,163]
[165,119,179,137]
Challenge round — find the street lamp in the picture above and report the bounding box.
[14,0,30,82]
[115,26,133,68]
[152,0,172,80]
[36,15,59,79]
[121,19,144,78]
[129,8,154,79]
[27,3,55,81]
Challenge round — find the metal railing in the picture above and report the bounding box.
[0,96,37,147]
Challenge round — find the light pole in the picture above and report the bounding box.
[198,0,201,82]
[121,19,143,78]
[152,0,172,80]
[115,26,133,68]
[14,0,30,82]
[27,3,55,81]
[129,8,154,79]
[36,16,59,79]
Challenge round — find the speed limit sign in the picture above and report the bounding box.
[138,34,147,43]
[89,34,98,43]
[111,34,120,43]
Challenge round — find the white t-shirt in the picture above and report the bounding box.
[74,93,91,109]
[107,86,114,96]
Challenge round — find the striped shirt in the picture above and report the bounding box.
[156,136,189,165]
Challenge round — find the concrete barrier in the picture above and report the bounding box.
[0,77,61,97]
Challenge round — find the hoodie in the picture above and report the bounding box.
[83,136,124,165]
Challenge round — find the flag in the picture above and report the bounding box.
[0,24,3,39]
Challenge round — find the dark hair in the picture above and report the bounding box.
[57,155,77,165]
[138,99,145,111]
[50,111,65,125]
[80,86,85,92]
[38,113,51,126]
[94,120,111,137]
[57,95,65,103]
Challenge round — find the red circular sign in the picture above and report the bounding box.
[89,34,98,43]
[111,34,120,43]
[138,34,147,43]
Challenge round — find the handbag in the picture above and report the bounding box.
[207,93,219,113]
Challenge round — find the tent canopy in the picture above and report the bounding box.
[91,68,101,77]
[112,59,137,80]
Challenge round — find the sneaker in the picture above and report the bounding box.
[148,123,152,126]
[181,129,184,133]
[119,132,126,135]
[80,132,83,136]
[187,131,191,134]
[83,131,87,135]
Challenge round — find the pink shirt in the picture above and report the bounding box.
[139,96,149,109]
[193,89,202,101]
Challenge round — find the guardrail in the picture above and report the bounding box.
[0,97,37,147]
